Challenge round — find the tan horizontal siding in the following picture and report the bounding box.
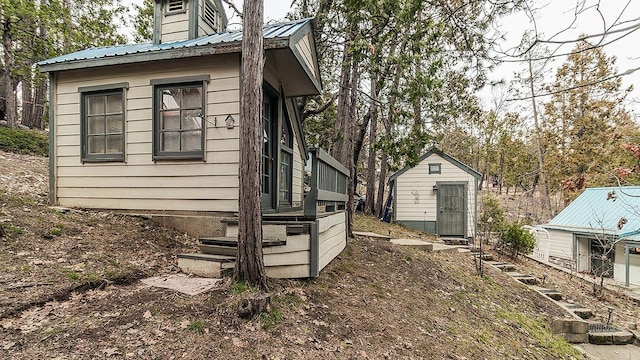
[53,55,242,212]
[57,187,237,200]
[317,212,347,271]
[266,264,310,278]
[61,198,238,212]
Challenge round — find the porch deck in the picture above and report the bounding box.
[178,148,350,279]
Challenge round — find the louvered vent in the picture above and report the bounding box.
[166,0,184,13]
[203,0,219,31]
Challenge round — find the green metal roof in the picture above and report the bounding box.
[542,186,640,239]
[38,18,315,72]
[389,148,482,181]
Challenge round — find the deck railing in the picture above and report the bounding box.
[304,148,349,217]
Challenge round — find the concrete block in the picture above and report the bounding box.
[551,319,571,334]
[612,332,635,345]
[178,256,222,278]
[563,333,588,343]
[571,320,590,334]
[263,224,287,240]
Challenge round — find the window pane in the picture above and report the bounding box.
[162,132,180,152]
[88,116,104,135]
[106,94,123,113]
[86,96,104,115]
[88,136,105,154]
[106,134,122,154]
[182,87,202,108]
[106,115,122,133]
[181,131,201,151]
[162,89,180,110]
[162,112,180,130]
[182,110,202,130]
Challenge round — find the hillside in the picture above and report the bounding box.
[0,150,584,358]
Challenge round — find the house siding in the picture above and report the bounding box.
[293,33,317,79]
[292,134,303,208]
[317,212,347,272]
[53,55,241,212]
[614,245,640,286]
[394,153,477,238]
[544,229,575,269]
[161,8,190,43]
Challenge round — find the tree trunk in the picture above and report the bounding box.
[21,75,34,128]
[376,150,388,219]
[235,0,267,290]
[365,75,378,215]
[2,19,17,128]
[345,61,359,235]
[33,74,47,130]
[528,56,550,215]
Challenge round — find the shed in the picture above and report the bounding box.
[388,148,481,240]
[538,186,640,286]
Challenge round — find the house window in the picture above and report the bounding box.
[153,82,205,160]
[279,113,293,205]
[203,0,219,31]
[429,163,441,174]
[165,0,185,14]
[80,88,125,162]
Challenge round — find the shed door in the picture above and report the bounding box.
[437,184,466,237]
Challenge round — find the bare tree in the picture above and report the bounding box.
[235,0,267,290]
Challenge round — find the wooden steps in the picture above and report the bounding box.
[198,237,287,256]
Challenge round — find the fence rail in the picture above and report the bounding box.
[304,148,349,217]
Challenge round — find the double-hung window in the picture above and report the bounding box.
[80,84,126,162]
[152,77,207,160]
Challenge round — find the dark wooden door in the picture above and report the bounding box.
[437,184,466,237]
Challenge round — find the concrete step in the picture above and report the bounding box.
[439,237,469,246]
[588,323,634,344]
[177,253,235,278]
[390,239,433,251]
[558,302,593,319]
[490,262,516,272]
[536,288,563,301]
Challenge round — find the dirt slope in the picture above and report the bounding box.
[0,150,583,359]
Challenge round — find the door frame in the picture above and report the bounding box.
[435,181,468,237]
[261,85,279,211]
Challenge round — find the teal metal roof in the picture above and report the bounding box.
[542,186,640,239]
[38,18,314,71]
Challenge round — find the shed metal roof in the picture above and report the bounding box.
[541,186,640,239]
[38,18,313,71]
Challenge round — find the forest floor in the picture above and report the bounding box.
[0,149,633,359]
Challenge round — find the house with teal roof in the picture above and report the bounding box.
[539,186,640,286]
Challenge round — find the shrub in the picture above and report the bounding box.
[500,223,536,259]
[0,127,49,156]
[479,195,506,237]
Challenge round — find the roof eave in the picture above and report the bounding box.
[38,38,290,73]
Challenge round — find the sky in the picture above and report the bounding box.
[122,0,640,119]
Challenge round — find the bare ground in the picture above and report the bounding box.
[0,150,604,359]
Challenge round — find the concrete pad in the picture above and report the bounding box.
[390,239,433,251]
[141,274,224,295]
[576,344,640,360]
[352,231,391,240]
[431,243,460,253]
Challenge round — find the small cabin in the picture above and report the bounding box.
[536,186,640,287]
[388,148,481,241]
[37,0,347,278]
